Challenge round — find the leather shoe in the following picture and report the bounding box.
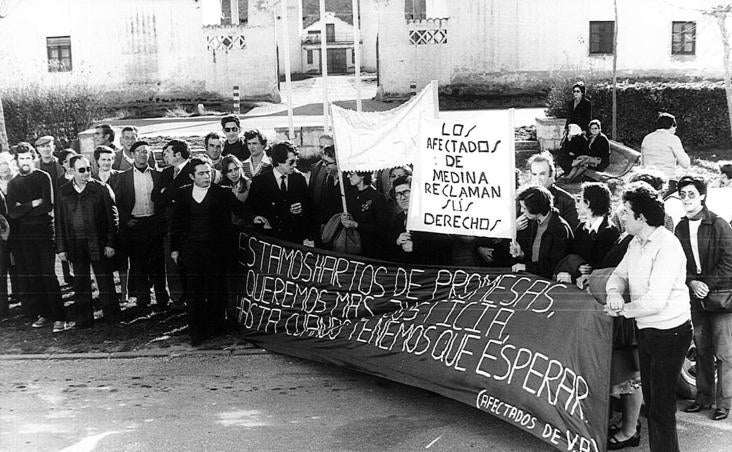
[683,402,710,413]
[713,408,729,421]
[607,430,640,450]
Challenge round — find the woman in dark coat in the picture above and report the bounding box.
[342,171,393,259]
[565,81,592,135]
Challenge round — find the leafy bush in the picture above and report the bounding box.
[547,79,731,148]
[1,83,110,149]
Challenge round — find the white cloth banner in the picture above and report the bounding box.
[331,81,437,171]
[407,114,515,238]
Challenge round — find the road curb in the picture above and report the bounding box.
[0,347,271,361]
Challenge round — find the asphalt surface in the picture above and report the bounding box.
[2,353,732,452]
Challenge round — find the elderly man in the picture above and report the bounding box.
[7,143,73,332]
[606,182,692,452]
[115,141,169,311]
[247,141,313,244]
[56,155,119,327]
[170,157,246,345]
[112,126,156,171]
[641,113,691,195]
[521,152,579,231]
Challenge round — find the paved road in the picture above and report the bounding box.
[2,353,730,452]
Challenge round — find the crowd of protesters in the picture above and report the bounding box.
[1,96,732,450]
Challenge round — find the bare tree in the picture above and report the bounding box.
[704,3,732,138]
[0,1,8,150]
[612,0,618,140]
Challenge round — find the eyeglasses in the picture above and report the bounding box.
[573,89,582,93]
[394,190,411,199]
[678,191,698,199]
[223,127,239,132]
[322,159,336,166]
[76,167,92,174]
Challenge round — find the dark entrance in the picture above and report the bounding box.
[327,48,347,74]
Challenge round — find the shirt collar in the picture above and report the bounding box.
[134,165,151,174]
[585,216,604,233]
[272,167,286,180]
[175,160,189,171]
[635,226,663,246]
[192,184,209,195]
[537,210,552,225]
[72,179,86,193]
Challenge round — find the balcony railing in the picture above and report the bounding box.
[302,32,361,45]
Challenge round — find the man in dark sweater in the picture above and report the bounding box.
[7,143,73,332]
[34,136,64,194]
[170,157,247,345]
[220,115,250,162]
[56,155,119,327]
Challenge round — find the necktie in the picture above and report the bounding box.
[280,175,287,193]
[173,166,180,179]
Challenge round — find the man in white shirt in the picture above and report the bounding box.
[242,129,271,179]
[640,113,690,194]
[115,141,169,311]
[606,182,692,452]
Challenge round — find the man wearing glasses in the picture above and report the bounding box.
[388,175,450,265]
[56,155,119,327]
[220,115,250,162]
[247,141,313,245]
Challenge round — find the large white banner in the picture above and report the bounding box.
[407,114,515,238]
[331,81,437,171]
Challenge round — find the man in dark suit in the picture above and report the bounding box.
[115,141,169,311]
[247,141,314,245]
[170,157,246,345]
[155,139,193,309]
[56,155,119,327]
[308,145,344,242]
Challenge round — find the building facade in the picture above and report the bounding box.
[374,0,726,96]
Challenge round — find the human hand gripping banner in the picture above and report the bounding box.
[236,232,613,452]
[408,114,515,238]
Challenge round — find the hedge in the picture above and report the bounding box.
[547,80,732,148]
[1,83,110,150]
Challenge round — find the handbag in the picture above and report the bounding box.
[701,289,732,312]
[321,213,362,254]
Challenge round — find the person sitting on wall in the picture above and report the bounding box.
[510,185,573,280]
[556,123,587,179]
[640,112,690,195]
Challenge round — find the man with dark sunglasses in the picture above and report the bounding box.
[56,155,120,327]
[220,115,250,162]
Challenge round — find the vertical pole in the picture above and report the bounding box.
[280,0,295,140]
[508,108,517,243]
[431,80,439,119]
[320,0,330,132]
[352,0,362,112]
[233,85,240,114]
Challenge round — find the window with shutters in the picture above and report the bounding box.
[589,21,614,55]
[47,36,72,72]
